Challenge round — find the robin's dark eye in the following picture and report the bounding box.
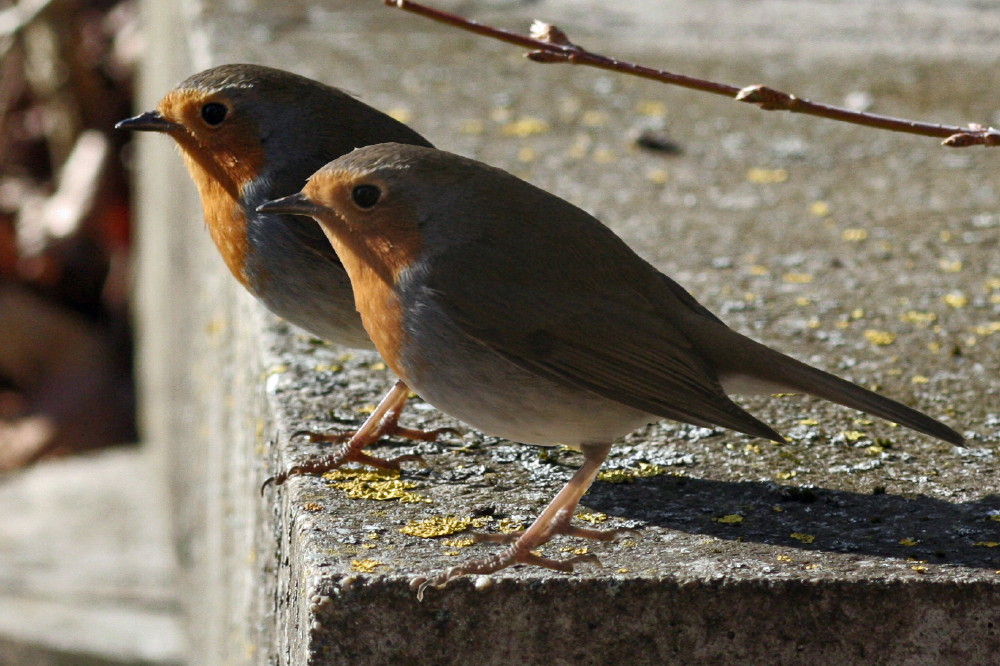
[351,184,381,209]
[200,102,228,126]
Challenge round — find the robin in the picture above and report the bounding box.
[258,142,964,595]
[116,64,452,478]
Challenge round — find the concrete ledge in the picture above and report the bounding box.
[134,1,999,663]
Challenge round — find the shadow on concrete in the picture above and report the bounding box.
[583,472,1000,569]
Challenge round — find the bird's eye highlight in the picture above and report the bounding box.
[351,184,381,209]
[200,102,228,126]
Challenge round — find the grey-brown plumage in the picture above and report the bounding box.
[258,142,963,593]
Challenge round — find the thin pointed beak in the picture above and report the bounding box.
[256,193,325,218]
[115,110,178,133]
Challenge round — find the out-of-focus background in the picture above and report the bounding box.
[0,2,184,664]
[0,0,137,470]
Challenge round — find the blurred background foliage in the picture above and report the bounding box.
[0,0,139,469]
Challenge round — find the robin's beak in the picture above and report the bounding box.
[256,193,325,218]
[115,110,178,133]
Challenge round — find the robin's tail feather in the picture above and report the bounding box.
[704,325,964,445]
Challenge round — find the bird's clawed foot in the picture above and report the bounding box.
[411,540,604,601]
[471,524,639,545]
[260,446,426,494]
[260,380,456,494]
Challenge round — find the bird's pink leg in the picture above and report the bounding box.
[262,380,455,492]
[414,442,631,599]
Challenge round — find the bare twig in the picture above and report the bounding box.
[385,0,999,148]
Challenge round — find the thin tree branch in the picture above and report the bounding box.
[385,0,999,148]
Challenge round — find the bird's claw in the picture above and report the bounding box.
[412,548,603,601]
[260,450,426,495]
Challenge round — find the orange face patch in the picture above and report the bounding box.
[301,171,425,378]
[156,89,268,287]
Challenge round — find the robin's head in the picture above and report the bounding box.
[256,143,453,283]
[117,64,432,200]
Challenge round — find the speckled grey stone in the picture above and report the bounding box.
[134,1,999,663]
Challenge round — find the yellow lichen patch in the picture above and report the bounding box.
[558,546,590,556]
[942,292,968,308]
[646,168,669,184]
[441,537,475,548]
[387,108,413,124]
[517,147,537,163]
[911,565,928,574]
[809,201,831,217]
[501,117,550,137]
[973,322,1000,337]
[635,100,667,117]
[746,167,788,184]
[302,502,322,512]
[782,272,813,284]
[989,515,1000,523]
[580,110,609,127]
[618,568,630,574]
[748,264,769,276]
[714,514,744,524]
[798,418,820,426]
[313,363,343,373]
[776,471,797,480]
[745,443,762,454]
[939,259,963,273]
[592,148,616,164]
[400,516,473,538]
[899,310,937,327]
[863,329,896,346]
[841,228,869,242]
[355,405,375,415]
[595,469,631,484]
[790,533,815,544]
[911,375,929,384]
[350,559,385,573]
[597,462,665,483]
[776,554,793,563]
[577,512,608,525]
[323,469,430,504]
[840,430,867,443]
[865,445,885,456]
[635,462,665,477]
[497,518,524,534]
[898,538,919,546]
[974,542,999,548]
[369,361,386,371]
[263,364,287,378]
[567,142,588,160]
[795,297,812,307]
[205,317,226,340]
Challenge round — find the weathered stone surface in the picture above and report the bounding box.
[0,448,184,665]
[134,1,999,663]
